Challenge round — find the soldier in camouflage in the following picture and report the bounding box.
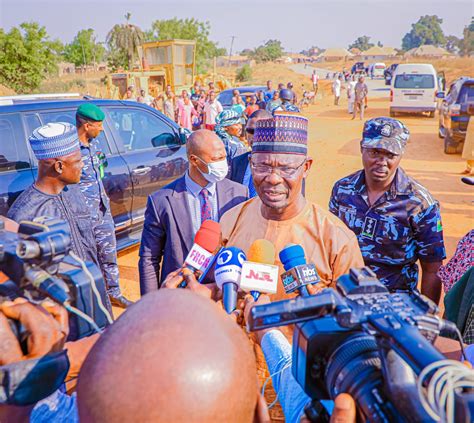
[76,103,133,308]
[329,117,446,304]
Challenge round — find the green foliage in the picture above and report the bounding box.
[106,13,144,70]
[106,48,128,72]
[460,17,474,56]
[147,17,225,72]
[402,15,446,51]
[236,64,252,82]
[250,40,283,63]
[0,22,62,93]
[348,36,374,51]
[445,35,462,54]
[64,29,105,67]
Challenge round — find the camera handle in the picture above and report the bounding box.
[367,314,445,374]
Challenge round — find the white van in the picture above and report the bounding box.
[371,63,386,78]
[390,63,438,117]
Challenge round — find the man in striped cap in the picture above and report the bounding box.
[220,112,364,300]
[7,123,107,295]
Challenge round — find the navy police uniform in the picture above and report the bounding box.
[76,104,121,297]
[329,117,446,291]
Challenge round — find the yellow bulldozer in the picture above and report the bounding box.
[106,39,197,99]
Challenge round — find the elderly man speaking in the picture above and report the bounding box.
[220,112,364,301]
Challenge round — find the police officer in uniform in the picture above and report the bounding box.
[272,89,300,113]
[76,103,133,308]
[329,117,446,304]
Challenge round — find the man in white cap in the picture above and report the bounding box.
[7,122,103,275]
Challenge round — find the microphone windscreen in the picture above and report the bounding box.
[214,247,246,289]
[247,239,275,264]
[194,220,221,253]
[279,244,306,270]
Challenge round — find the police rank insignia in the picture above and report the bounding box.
[361,216,377,239]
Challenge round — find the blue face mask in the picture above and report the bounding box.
[0,350,69,406]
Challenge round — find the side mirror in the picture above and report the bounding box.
[436,92,445,99]
[178,127,190,145]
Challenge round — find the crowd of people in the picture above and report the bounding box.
[0,80,473,422]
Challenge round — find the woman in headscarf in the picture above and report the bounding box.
[214,109,248,165]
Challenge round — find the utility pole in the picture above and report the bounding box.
[228,35,236,67]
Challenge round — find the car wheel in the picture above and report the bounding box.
[428,111,435,118]
[444,133,458,154]
[456,140,465,154]
[389,110,396,117]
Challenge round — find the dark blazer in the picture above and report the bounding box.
[229,152,250,184]
[138,175,248,294]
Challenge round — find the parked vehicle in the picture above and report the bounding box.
[368,63,386,78]
[384,63,398,85]
[438,76,474,154]
[351,62,365,75]
[0,98,188,250]
[390,63,438,118]
[217,86,266,109]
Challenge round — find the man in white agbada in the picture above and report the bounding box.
[347,75,357,114]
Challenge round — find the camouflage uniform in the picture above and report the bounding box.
[329,117,446,292]
[79,140,119,291]
[329,168,446,291]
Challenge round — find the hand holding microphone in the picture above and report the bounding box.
[279,244,321,297]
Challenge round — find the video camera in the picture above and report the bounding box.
[0,217,110,340]
[248,267,474,422]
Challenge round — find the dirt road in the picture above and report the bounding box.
[114,94,473,315]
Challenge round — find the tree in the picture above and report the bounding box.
[146,18,225,72]
[64,29,105,67]
[0,22,62,93]
[444,35,462,54]
[459,17,474,56]
[236,64,252,82]
[250,40,284,63]
[348,36,374,51]
[402,15,446,51]
[106,13,144,70]
[377,41,383,47]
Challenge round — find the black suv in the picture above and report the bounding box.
[438,77,474,154]
[0,98,188,250]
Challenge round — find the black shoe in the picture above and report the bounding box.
[108,291,134,309]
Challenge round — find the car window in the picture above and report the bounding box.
[40,109,111,154]
[0,113,30,172]
[24,113,42,136]
[458,84,474,103]
[394,74,435,89]
[108,108,177,151]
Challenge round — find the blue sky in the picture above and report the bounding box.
[1,0,472,52]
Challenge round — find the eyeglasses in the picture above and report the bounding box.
[364,149,398,161]
[250,159,306,178]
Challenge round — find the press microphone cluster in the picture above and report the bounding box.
[280,244,320,297]
[215,239,279,313]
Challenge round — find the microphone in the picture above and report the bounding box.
[279,244,320,297]
[214,247,247,313]
[240,239,279,300]
[181,220,221,287]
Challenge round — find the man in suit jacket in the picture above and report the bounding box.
[229,109,272,197]
[139,129,248,294]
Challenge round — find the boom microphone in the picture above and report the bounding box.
[279,244,320,297]
[240,239,279,300]
[181,220,221,287]
[214,247,246,313]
